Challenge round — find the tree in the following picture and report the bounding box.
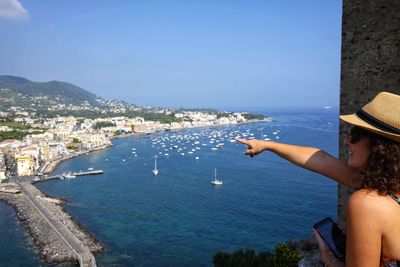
[213,243,301,267]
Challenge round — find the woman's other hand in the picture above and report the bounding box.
[313,229,344,266]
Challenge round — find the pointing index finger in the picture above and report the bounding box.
[234,138,248,145]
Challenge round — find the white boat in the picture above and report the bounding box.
[211,168,223,185]
[64,172,76,179]
[152,156,159,175]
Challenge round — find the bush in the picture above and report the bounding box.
[213,243,302,267]
[93,121,115,129]
[273,244,302,267]
[242,113,266,121]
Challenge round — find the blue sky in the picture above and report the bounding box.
[0,1,342,109]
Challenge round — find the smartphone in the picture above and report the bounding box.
[313,217,346,261]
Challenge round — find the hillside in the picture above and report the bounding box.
[0,75,102,107]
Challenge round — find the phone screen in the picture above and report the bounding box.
[313,217,346,261]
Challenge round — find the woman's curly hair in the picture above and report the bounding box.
[360,132,400,195]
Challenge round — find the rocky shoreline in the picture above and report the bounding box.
[0,185,102,264]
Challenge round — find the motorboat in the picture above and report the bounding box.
[64,172,76,179]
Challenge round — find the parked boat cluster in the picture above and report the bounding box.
[102,125,283,184]
[148,127,279,158]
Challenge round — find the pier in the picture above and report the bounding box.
[44,169,104,180]
[18,182,97,267]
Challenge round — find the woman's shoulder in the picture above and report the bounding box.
[348,189,397,218]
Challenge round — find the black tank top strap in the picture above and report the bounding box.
[388,192,400,205]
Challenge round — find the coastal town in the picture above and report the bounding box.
[0,105,265,181]
[0,85,268,266]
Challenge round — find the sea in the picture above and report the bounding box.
[0,108,339,267]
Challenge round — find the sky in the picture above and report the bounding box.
[0,0,342,110]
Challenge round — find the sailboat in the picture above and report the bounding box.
[211,168,223,185]
[152,156,159,176]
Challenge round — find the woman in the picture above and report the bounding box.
[236,92,400,267]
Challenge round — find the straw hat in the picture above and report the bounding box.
[340,91,400,142]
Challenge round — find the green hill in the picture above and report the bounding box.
[0,75,102,106]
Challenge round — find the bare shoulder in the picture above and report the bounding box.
[348,189,395,219]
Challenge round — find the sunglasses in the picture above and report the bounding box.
[347,127,370,144]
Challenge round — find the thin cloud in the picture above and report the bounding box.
[0,0,29,19]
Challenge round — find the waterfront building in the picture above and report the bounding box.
[15,154,35,176]
[39,142,69,162]
[73,133,111,150]
[132,121,160,133]
[20,145,41,170]
[128,117,145,126]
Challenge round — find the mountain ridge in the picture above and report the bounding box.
[0,75,102,107]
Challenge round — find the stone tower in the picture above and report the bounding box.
[338,0,400,227]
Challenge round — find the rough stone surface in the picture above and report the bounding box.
[338,0,400,227]
[0,187,103,264]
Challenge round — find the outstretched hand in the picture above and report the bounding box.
[235,138,267,157]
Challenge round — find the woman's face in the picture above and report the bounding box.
[345,133,371,169]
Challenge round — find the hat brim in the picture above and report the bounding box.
[340,114,400,142]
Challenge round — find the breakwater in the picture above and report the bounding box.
[0,182,102,265]
[0,145,110,265]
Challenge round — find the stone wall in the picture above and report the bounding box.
[338,0,400,227]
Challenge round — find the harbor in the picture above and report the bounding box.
[0,167,105,266]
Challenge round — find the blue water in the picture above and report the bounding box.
[0,202,58,267]
[0,108,339,267]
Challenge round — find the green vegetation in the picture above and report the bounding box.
[216,112,232,119]
[242,113,266,121]
[0,121,29,130]
[213,243,302,267]
[0,120,45,141]
[273,244,303,267]
[114,129,128,135]
[93,121,116,129]
[0,75,101,106]
[137,112,180,124]
[0,130,28,141]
